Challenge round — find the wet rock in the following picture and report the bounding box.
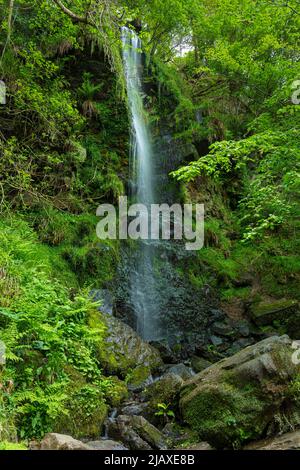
[210,335,224,347]
[167,364,194,381]
[244,430,300,450]
[149,341,177,363]
[226,338,255,356]
[89,311,162,385]
[108,415,167,450]
[162,422,183,440]
[121,401,148,416]
[90,289,113,315]
[209,309,224,322]
[39,433,91,451]
[191,356,212,373]
[180,335,300,449]
[211,321,234,337]
[232,338,253,349]
[87,440,128,450]
[249,299,299,335]
[235,320,251,337]
[126,366,154,392]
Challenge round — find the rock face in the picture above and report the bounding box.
[108,415,167,450]
[180,335,300,449]
[89,311,162,387]
[40,433,92,450]
[244,430,300,450]
[249,299,299,335]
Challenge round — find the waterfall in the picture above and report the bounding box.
[121,27,161,341]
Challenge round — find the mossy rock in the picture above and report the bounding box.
[88,311,162,379]
[162,422,199,449]
[54,384,108,440]
[142,373,183,424]
[105,376,128,407]
[249,299,300,336]
[180,335,300,449]
[126,365,152,390]
[108,415,167,450]
[191,356,213,373]
[53,365,109,439]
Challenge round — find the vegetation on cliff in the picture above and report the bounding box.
[0,0,299,447]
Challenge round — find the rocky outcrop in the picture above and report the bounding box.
[39,433,92,450]
[37,433,128,451]
[249,299,300,336]
[108,415,167,450]
[53,377,108,440]
[167,364,194,381]
[120,401,148,416]
[180,335,300,449]
[191,356,212,373]
[88,311,162,388]
[244,430,300,450]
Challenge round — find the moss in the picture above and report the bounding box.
[191,356,212,373]
[105,376,128,407]
[130,415,166,449]
[87,310,119,373]
[221,287,251,301]
[251,299,298,319]
[54,365,114,439]
[287,374,300,400]
[54,384,108,439]
[0,441,27,450]
[62,239,118,286]
[182,382,264,449]
[204,218,232,251]
[170,425,199,449]
[250,299,300,336]
[88,310,162,379]
[125,365,151,389]
[30,208,119,287]
[142,373,183,424]
[181,337,300,448]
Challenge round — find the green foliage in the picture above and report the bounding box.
[0,441,27,450]
[0,0,299,447]
[170,0,300,260]
[154,402,175,422]
[0,217,123,439]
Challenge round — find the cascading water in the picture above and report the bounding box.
[121,27,162,341]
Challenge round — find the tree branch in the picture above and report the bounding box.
[52,0,93,25]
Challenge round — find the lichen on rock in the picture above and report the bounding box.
[180,335,300,449]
